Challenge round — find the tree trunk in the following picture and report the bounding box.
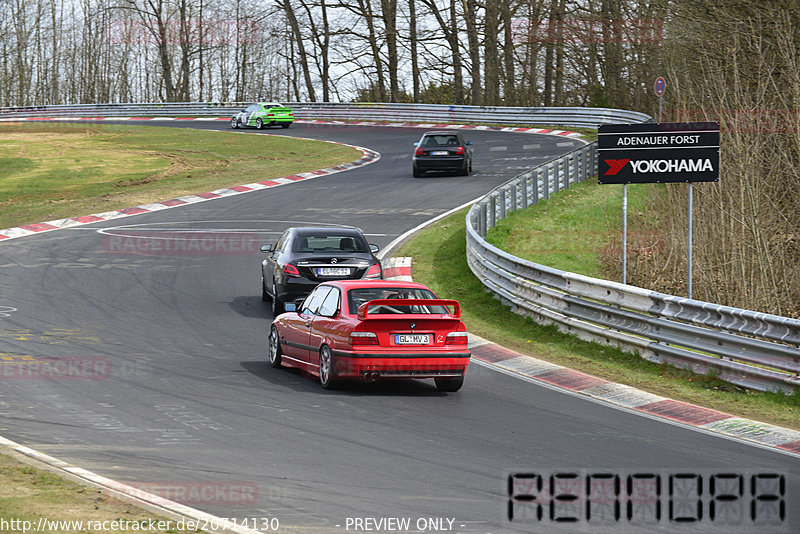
[501,1,515,105]
[601,0,623,108]
[280,0,317,101]
[484,0,499,106]
[462,0,481,105]
[381,0,399,102]
[409,0,420,102]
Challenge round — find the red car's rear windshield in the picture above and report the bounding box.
[347,287,446,315]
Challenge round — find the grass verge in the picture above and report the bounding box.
[0,451,202,533]
[484,180,655,277]
[0,122,360,230]
[395,206,800,430]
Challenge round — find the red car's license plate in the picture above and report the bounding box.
[395,334,430,345]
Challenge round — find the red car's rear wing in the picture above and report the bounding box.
[357,299,461,320]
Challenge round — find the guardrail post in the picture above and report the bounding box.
[521,175,528,210]
[564,156,572,189]
[586,147,592,181]
[543,167,550,200]
[511,184,518,213]
[553,163,560,195]
[490,195,497,228]
[479,202,487,236]
[499,189,507,219]
[573,153,580,185]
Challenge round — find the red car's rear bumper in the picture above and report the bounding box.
[330,349,471,379]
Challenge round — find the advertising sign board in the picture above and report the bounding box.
[598,122,720,184]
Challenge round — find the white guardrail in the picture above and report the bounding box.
[465,143,800,393]
[0,101,651,128]
[2,101,797,392]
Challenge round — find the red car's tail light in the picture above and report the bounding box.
[282,264,301,278]
[350,332,378,345]
[415,147,424,156]
[365,263,382,279]
[455,146,465,154]
[445,331,468,345]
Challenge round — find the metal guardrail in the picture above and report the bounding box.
[466,144,800,393]
[0,102,651,128]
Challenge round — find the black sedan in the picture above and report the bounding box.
[260,226,382,314]
[412,131,473,177]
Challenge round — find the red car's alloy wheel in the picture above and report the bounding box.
[268,326,282,368]
[319,345,337,389]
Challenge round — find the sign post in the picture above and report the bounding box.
[598,122,720,295]
[688,182,693,298]
[654,77,666,123]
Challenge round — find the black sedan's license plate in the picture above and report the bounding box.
[317,267,351,276]
[395,334,430,345]
[430,150,448,156]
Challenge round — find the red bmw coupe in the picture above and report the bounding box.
[268,280,471,391]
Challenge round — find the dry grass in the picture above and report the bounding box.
[0,452,203,533]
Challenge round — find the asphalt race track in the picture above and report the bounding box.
[1,122,798,533]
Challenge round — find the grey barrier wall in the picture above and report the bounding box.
[0,101,651,128]
[3,100,797,391]
[465,144,800,393]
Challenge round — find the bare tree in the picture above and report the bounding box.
[461,0,481,104]
[277,0,317,100]
[483,0,499,105]
[408,0,420,101]
[381,0,399,101]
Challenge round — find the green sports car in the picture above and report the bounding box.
[230,102,293,129]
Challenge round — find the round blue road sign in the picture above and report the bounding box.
[654,77,666,96]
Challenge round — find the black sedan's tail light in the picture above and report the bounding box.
[283,264,301,278]
[415,147,424,155]
[455,146,465,154]
[365,263,382,279]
